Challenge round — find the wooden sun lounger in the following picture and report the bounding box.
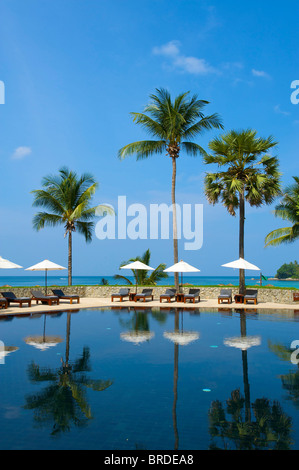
[183,289,200,303]
[31,290,60,306]
[111,288,130,302]
[244,289,258,305]
[1,292,32,308]
[134,289,154,302]
[160,289,176,303]
[52,289,80,304]
[0,298,8,309]
[218,289,232,304]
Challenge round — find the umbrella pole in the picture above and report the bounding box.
[45,270,48,296]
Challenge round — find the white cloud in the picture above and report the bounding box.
[11,146,32,160]
[152,40,180,58]
[153,40,218,75]
[252,69,271,79]
[274,105,290,116]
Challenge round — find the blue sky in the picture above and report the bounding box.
[0,0,298,278]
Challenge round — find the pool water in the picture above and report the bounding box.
[0,307,299,450]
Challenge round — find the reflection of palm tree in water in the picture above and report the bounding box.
[209,313,292,449]
[269,339,299,408]
[173,311,179,450]
[24,312,113,436]
[166,310,200,450]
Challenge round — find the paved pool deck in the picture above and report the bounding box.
[0,297,299,317]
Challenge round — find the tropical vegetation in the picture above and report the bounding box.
[275,261,299,279]
[265,176,299,249]
[31,167,113,285]
[114,248,168,286]
[204,129,281,294]
[118,88,223,291]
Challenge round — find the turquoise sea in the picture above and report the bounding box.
[0,275,298,288]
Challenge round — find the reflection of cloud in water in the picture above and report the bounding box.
[3,406,20,420]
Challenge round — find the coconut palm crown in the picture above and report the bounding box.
[118,88,223,291]
[265,176,299,247]
[204,129,281,293]
[32,167,112,285]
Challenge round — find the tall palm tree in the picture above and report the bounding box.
[204,129,281,294]
[32,167,112,285]
[265,177,299,248]
[118,88,223,291]
[114,248,168,286]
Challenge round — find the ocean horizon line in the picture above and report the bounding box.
[0,274,298,289]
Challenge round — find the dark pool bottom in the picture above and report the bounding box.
[0,306,298,450]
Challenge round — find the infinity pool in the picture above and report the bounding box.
[0,307,299,450]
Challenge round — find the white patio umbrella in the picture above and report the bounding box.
[25,259,66,294]
[221,257,260,293]
[221,257,260,271]
[0,346,19,363]
[164,260,200,292]
[120,260,154,294]
[0,256,23,269]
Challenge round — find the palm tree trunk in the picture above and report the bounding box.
[239,190,245,294]
[68,231,72,286]
[172,156,179,292]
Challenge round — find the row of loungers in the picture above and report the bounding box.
[111,288,259,305]
[0,290,80,309]
[218,289,258,305]
[111,288,201,303]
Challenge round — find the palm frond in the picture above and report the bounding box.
[113,275,133,285]
[264,227,295,247]
[118,140,166,160]
[32,212,63,231]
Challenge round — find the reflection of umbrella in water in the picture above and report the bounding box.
[224,312,261,424]
[224,336,261,351]
[24,314,63,351]
[25,336,63,351]
[163,309,200,346]
[163,331,200,346]
[0,346,19,361]
[120,331,155,345]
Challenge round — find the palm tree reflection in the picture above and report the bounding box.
[163,309,200,450]
[208,312,292,449]
[24,312,113,436]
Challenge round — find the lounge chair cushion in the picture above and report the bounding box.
[2,292,31,301]
[218,289,232,298]
[160,289,176,297]
[52,289,79,298]
[31,290,58,299]
[111,288,130,297]
[184,289,200,298]
[244,289,258,299]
